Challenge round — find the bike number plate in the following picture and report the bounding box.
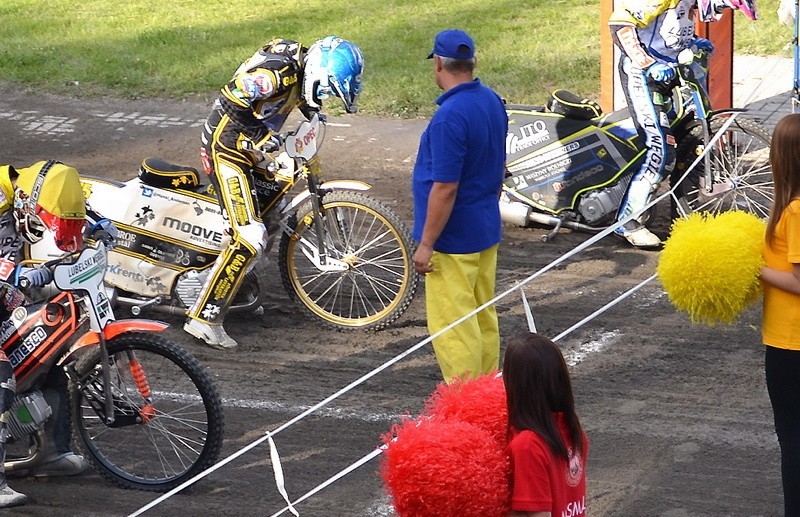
[285,113,320,160]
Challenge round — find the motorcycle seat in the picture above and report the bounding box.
[139,157,204,191]
[547,90,602,121]
[505,103,547,113]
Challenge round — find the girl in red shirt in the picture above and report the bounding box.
[503,332,588,517]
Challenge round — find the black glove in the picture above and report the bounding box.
[90,218,118,247]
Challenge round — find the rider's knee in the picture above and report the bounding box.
[233,222,268,257]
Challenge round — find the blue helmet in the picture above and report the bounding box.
[303,36,364,114]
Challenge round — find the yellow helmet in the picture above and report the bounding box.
[12,161,86,252]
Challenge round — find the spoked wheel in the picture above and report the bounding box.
[279,190,418,330]
[672,115,773,219]
[69,332,224,491]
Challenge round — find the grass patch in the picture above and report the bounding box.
[0,0,791,117]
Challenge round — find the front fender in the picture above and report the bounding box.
[675,108,750,144]
[708,108,748,118]
[284,180,372,213]
[72,319,169,349]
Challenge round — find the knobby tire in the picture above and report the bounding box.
[279,190,418,331]
[69,332,224,492]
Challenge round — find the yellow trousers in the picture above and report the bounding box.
[425,245,500,383]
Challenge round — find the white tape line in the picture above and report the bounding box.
[269,448,385,517]
[520,287,537,333]
[553,274,658,343]
[269,435,299,516]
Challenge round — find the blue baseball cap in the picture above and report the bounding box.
[427,29,475,60]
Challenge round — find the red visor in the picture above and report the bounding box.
[37,207,85,252]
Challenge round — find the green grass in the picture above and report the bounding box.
[0,0,791,117]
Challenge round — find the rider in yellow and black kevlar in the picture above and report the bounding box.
[185,37,364,349]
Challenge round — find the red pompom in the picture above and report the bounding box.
[380,417,510,517]
[423,372,508,446]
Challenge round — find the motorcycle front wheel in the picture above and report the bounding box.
[69,332,224,492]
[279,190,418,331]
[672,115,773,219]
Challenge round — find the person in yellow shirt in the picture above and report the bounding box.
[760,113,800,516]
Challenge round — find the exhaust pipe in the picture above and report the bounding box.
[500,193,563,228]
[499,195,533,227]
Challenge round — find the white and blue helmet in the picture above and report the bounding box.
[303,36,364,114]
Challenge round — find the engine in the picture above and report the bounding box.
[174,270,209,308]
[577,180,630,225]
[7,391,52,440]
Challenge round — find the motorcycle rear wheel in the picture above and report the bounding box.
[672,115,773,219]
[69,332,224,492]
[279,190,418,330]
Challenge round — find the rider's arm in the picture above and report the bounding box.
[298,102,319,121]
[219,69,280,149]
[609,0,673,69]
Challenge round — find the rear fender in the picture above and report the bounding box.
[284,180,372,213]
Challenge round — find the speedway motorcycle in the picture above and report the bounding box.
[4,240,223,491]
[500,46,773,241]
[29,114,418,331]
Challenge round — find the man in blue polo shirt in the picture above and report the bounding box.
[411,28,508,383]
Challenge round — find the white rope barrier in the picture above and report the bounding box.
[552,274,658,343]
[129,125,728,517]
[130,67,775,516]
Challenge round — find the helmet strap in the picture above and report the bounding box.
[29,160,58,209]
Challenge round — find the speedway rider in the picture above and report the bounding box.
[609,0,758,248]
[0,161,117,508]
[184,36,365,349]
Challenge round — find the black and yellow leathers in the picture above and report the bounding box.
[189,39,316,327]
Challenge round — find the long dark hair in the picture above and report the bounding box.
[767,113,800,244]
[503,332,585,460]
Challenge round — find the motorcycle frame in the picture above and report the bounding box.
[3,252,170,472]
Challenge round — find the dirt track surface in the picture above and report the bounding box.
[0,87,784,516]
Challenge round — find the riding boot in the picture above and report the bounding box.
[615,176,662,248]
[0,359,25,508]
[28,371,88,477]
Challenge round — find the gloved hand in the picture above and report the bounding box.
[646,62,676,83]
[693,38,715,53]
[20,267,53,287]
[90,218,118,246]
[259,134,283,153]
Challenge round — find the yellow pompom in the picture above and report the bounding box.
[657,211,766,325]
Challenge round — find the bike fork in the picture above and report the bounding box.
[691,89,715,193]
[99,335,115,425]
[306,173,330,266]
[126,351,155,423]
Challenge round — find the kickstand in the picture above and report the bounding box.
[541,219,563,242]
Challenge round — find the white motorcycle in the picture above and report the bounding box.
[29,114,418,331]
